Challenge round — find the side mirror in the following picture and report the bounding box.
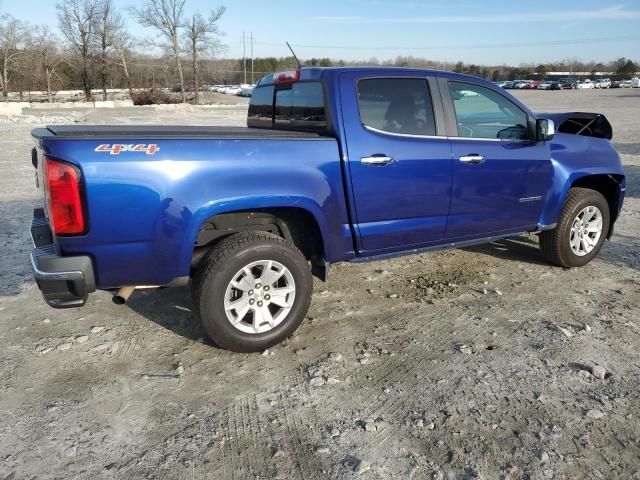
[537,118,555,141]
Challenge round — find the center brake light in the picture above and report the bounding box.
[44,157,86,235]
[273,69,300,84]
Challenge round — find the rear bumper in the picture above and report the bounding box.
[30,209,95,308]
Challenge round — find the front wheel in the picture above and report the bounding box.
[540,188,610,268]
[192,232,313,352]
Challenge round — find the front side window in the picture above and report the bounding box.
[448,81,529,140]
[357,78,436,136]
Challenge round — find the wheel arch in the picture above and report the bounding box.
[540,169,625,238]
[570,173,625,236]
[186,200,329,279]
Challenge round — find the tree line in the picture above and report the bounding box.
[0,0,225,103]
[1,2,638,103]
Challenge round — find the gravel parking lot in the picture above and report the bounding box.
[1,89,639,479]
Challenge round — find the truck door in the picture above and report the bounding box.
[440,78,553,239]
[339,72,453,254]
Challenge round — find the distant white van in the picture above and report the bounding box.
[632,77,640,88]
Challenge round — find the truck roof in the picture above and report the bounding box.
[256,66,485,87]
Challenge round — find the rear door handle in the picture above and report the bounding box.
[459,154,485,165]
[361,155,394,166]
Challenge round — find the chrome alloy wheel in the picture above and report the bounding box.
[569,206,603,256]
[223,260,296,334]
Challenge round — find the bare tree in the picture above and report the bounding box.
[564,57,581,75]
[0,15,28,101]
[31,25,71,102]
[57,0,98,101]
[93,0,124,100]
[112,31,135,98]
[183,6,225,104]
[131,0,187,102]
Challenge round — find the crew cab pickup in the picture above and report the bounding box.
[30,67,625,352]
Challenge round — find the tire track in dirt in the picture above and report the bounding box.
[341,306,480,414]
[347,304,538,463]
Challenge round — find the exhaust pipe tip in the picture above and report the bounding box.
[112,295,126,305]
[112,286,136,305]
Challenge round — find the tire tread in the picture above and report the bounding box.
[191,231,309,351]
[540,187,609,268]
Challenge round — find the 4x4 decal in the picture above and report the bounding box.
[95,144,160,155]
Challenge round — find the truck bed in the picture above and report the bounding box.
[32,125,331,140]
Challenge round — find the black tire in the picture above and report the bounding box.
[540,187,610,268]
[192,232,313,352]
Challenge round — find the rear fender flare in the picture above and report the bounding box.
[179,196,332,275]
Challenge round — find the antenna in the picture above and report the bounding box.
[286,42,302,69]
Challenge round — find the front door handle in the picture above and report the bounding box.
[459,154,485,165]
[361,155,394,166]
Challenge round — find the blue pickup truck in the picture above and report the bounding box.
[30,67,625,351]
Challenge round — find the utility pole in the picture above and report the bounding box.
[250,32,254,84]
[242,31,247,84]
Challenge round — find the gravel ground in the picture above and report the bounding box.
[1,89,639,480]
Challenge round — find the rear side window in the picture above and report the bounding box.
[247,85,274,128]
[275,83,326,131]
[248,82,327,132]
[448,81,529,140]
[357,78,436,136]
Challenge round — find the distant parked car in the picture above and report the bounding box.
[577,80,594,89]
[538,82,561,90]
[219,86,243,95]
[610,80,623,88]
[526,81,543,89]
[632,77,640,88]
[594,79,611,89]
[237,87,254,97]
[502,81,515,89]
[558,78,577,90]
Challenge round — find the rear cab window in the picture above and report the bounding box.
[248,81,327,133]
[357,78,436,136]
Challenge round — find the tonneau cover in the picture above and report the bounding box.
[33,125,331,140]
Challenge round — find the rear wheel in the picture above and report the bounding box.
[192,232,313,352]
[540,188,610,268]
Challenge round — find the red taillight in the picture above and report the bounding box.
[44,157,85,235]
[273,69,300,83]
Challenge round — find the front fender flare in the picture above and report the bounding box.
[539,165,625,228]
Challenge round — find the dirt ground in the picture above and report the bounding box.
[1,89,639,480]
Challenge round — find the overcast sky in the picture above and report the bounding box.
[1,0,639,64]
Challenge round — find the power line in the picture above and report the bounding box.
[249,35,640,52]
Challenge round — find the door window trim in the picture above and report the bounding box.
[354,75,447,139]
